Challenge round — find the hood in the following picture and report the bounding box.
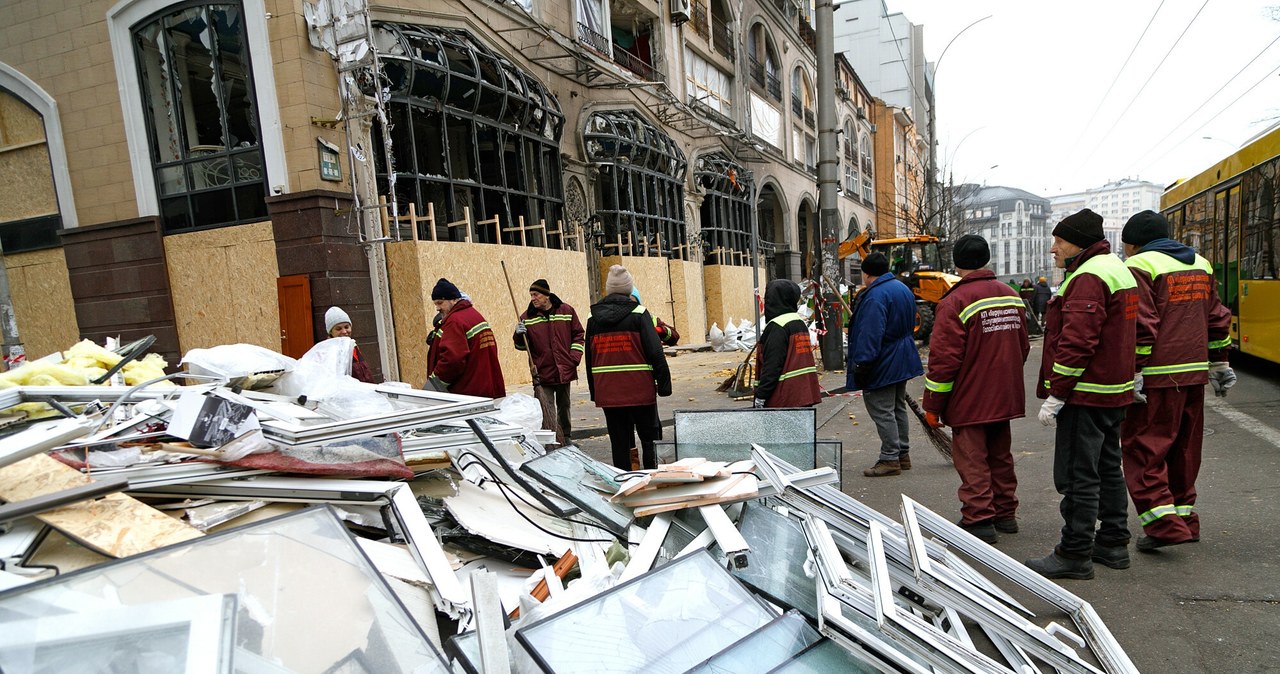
[764,279,801,321]
[590,293,636,327]
[1138,238,1197,265]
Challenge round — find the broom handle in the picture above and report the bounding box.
[500,261,541,386]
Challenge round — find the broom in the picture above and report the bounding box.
[716,342,757,394]
[822,277,952,462]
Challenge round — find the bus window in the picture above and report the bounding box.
[1241,159,1279,280]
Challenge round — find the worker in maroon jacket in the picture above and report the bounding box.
[514,278,586,445]
[425,278,506,399]
[922,235,1029,545]
[586,265,672,470]
[1025,209,1139,580]
[1121,211,1235,552]
[753,279,821,408]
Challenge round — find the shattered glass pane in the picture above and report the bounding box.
[165,6,226,152]
[211,7,259,148]
[520,446,633,536]
[771,638,880,673]
[815,441,842,487]
[446,630,480,674]
[0,507,449,673]
[674,409,816,469]
[134,23,182,163]
[717,502,820,620]
[516,551,775,674]
[685,610,818,674]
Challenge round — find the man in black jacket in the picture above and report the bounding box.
[753,279,821,408]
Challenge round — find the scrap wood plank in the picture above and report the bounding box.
[633,475,760,517]
[618,460,754,508]
[0,453,202,558]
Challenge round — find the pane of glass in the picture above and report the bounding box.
[133,23,183,163]
[160,196,192,232]
[211,7,259,148]
[685,611,819,674]
[770,639,880,673]
[520,446,634,536]
[234,182,267,221]
[157,164,188,195]
[233,150,264,184]
[188,155,233,190]
[720,502,820,620]
[673,409,816,468]
[515,551,775,673]
[166,6,227,151]
[190,188,236,226]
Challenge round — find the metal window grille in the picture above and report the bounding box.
[696,151,754,265]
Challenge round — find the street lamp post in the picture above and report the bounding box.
[927,15,992,239]
[815,0,843,369]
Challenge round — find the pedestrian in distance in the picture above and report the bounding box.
[513,279,586,446]
[848,252,924,477]
[425,278,506,398]
[324,306,379,384]
[922,235,1030,544]
[753,279,821,409]
[1032,276,1052,324]
[1120,210,1235,552]
[1026,208,1139,580]
[585,265,672,471]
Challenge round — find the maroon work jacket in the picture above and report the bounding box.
[754,313,820,407]
[426,300,506,399]
[585,294,672,407]
[1127,247,1232,389]
[513,295,585,386]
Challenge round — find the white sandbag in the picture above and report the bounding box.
[709,322,728,351]
[736,318,757,351]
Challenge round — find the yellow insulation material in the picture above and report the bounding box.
[0,341,174,417]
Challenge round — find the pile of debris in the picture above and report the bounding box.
[0,338,1139,673]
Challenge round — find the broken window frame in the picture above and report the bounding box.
[695,151,754,265]
[131,2,270,233]
[584,109,688,259]
[519,445,635,537]
[371,23,567,246]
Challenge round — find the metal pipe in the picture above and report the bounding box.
[815,0,843,368]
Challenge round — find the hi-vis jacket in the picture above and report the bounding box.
[1126,239,1232,389]
[426,299,506,399]
[585,293,672,407]
[922,269,1029,426]
[1038,240,1139,407]
[755,279,820,407]
[513,294,585,386]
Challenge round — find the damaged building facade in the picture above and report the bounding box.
[0,0,902,384]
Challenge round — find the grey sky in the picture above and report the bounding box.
[883,0,1280,197]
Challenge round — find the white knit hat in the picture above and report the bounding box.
[325,306,352,335]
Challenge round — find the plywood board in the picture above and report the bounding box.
[669,259,708,342]
[703,263,765,335]
[0,453,203,557]
[0,145,58,220]
[165,221,280,353]
[4,248,79,361]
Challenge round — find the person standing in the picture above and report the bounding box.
[324,306,379,384]
[753,279,821,409]
[1120,210,1235,552]
[586,265,672,470]
[1026,209,1139,580]
[513,279,585,445]
[426,278,506,398]
[922,235,1029,544]
[848,252,924,477]
[1032,276,1052,323]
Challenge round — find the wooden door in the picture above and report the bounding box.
[277,275,314,358]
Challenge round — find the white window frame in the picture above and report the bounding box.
[0,63,78,228]
[107,0,289,218]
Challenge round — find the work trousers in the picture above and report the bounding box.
[1121,385,1203,542]
[1054,405,1130,559]
[535,383,572,445]
[952,421,1018,525]
[603,404,662,470]
[863,381,911,462]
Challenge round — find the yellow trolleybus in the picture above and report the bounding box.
[1161,123,1280,364]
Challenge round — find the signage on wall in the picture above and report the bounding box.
[318,138,342,182]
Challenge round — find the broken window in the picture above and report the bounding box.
[371,23,567,246]
[695,152,753,265]
[0,89,61,252]
[132,3,268,233]
[584,110,688,258]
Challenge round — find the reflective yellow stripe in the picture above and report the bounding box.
[1074,380,1134,394]
[1175,504,1194,516]
[523,317,549,325]
[769,312,803,328]
[1139,504,1179,526]
[590,364,654,374]
[778,366,816,381]
[924,377,953,393]
[1209,337,1231,350]
[549,314,574,322]
[1141,362,1208,376]
[1043,379,1051,389]
[1053,362,1085,377]
[571,343,585,352]
[429,329,443,340]
[465,322,492,339]
[1126,250,1214,279]
[958,297,1025,324]
[1136,345,1153,355]
[1059,252,1138,294]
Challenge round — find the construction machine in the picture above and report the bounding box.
[838,229,960,342]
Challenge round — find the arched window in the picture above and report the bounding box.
[131,3,269,232]
[585,110,687,258]
[791,67,814,127]
[860,133,874,202]
[747,24,781,101]
[371,23,566,246]
[696,151,753,265]
[842,118,858,196]
[0,80,68,251]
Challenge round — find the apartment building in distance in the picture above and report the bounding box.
[1050,178,1164,255]
[958,184,1053,283]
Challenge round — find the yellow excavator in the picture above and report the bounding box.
[838,229,960,342]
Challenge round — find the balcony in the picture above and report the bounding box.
[690,2,710,39]
[804,108,815,128]
[798,18,816,52]
[577,22,609,55]
[748,55,781,100]
[710,16,735,60]
[791,94,802,117]
[613,46,663,82]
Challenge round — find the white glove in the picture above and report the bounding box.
[1133,372,1147,404]
[515,320,528,335]
[752,398,766,409]
[1039,396,1065,427]
[1208,362,1236,397]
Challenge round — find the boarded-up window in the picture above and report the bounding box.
[0,89,60,252]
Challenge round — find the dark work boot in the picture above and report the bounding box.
[1025,552,1094,580]
[863,460,901,477]
[1091,544,1131,570]
[994,518,1019,534]
[1137,534,1191,552]
[958,519,998,545]
[898,453,912,470]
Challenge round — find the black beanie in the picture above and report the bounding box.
[529,279,551,295]
[1122,210,1169,247]
[951,234,990,270]
[431,278,461,301]
[1052,208,1105,248]
[861,252,889,276]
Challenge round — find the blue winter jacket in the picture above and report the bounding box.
[846,274,924,391]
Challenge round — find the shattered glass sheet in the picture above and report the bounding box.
[520,446,633,536]
[814,441,842,486]
[0,507,450,673]
[446,630,481,674]
[714,502,820,620]
[771,638,881,673]
[685,610,818,674]
[515,551,776,673]
[673,409,816,469]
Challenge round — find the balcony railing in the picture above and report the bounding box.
[691,2,710,39]
[798,18,816,51]
[749,55,782,100]
[577,22,609,55]
[766,72,781,100]
[613,47,663,82]
[791,94,802,117]
[804,108,815,128]
[862,156,873,174]
[711,16,735,60]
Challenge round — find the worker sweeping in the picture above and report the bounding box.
[513,279,586,446]
[922,235,1029,544]
[753,279,820,409]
